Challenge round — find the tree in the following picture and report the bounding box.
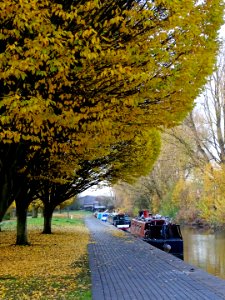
[194,164,225,226]
[0,143,31,222]
[0,0,223,240]
[0,0,223,150]
[28,129,161,237]
[112,126,200,216]
[57,198,74,214]
[29,199,43,218]
[186,45,225,166]
[167,41,225,169]
[15,180,39,244]
[5,128,159,244]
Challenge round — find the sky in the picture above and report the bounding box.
[79,184,113,197]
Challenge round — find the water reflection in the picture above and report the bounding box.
[181,227,225,280]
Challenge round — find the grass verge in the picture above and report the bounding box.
[0,211,92,300]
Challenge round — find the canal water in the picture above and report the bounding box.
[181,227,225,280]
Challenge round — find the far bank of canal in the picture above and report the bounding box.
[182,227,225,280]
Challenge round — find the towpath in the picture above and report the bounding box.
[85,215,225,300]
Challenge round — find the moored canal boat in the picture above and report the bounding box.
[130,210,183,259]
[108,213,131,229]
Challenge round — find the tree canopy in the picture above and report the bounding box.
[0,0,223,154]
[0,0,224,242]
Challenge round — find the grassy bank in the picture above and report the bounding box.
[0,211,92,300]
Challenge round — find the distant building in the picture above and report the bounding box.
[69,194,114,211]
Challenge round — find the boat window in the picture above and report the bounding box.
[149,225,163,239]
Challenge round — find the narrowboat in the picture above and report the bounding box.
[108,213,131,229]
[130,210,183,259]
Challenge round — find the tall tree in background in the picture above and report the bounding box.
[113,131,193,216]
[187,47,225,165]
[166,41,225,168]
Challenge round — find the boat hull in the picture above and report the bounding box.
[144,238,183,259]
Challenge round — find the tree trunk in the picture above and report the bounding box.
[16,203,29,245]
[10,208,16,219]
[42,205,55,234]
[32,206,38,218]
[0,176,14,222]
[0,178,13,232]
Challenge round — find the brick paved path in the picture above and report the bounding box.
[85,216,225,300]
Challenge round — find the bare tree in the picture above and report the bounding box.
[187,43,225,165]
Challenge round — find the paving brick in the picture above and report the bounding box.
[86,216,225,300]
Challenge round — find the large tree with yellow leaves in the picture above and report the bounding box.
[0,0,223,147]
[14,129,160,244]
[0,0,224,241]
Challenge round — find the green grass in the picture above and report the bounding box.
[1,210,92,230]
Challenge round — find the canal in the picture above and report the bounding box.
[181,226,225,280]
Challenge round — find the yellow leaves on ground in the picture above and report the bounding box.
[110,228,127,239]
[110,228,133,244]
[112,230,126,239]
[0,215,91,299]
[1,228,86,277]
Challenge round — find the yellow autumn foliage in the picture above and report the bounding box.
[0,0,224,229]
[199,164,225,224]
[0,0,223,157]
[0,215,91,299]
